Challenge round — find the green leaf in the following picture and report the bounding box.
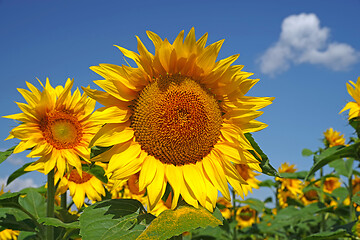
[7,162,34,185]
[279,171,308,179]
[237,198,265,213]
[303,229,348,240]
[329,158,354,178]
[38,217,79,229]
[18,190,46,219]
[0,207,36,232]
[79,199,145,240]
[352,191,360,205]
[302,148,314,157]
[0,192,22,208]
[258,179,276,188]
[305,143,360,181]
[82,164,108,184]
[0,146,16,165]
[137,205,222,240]
[244,133,279,177]
[90,146,112,159]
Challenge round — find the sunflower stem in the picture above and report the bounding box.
[349,174,355,222]
[61,192,67,210]
[319,167,325,232]
[232,188,237,240]
[46,169,55,240]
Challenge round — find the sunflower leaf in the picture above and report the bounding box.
[0,207,37,232]
[18,189,46,220]
[302,229,349,240]
[136,205,222,240]
[305,143,360,181]
[6,162,34,185]
[38,217,79,229]
[244,133,279,177]
[79,199,145,240]
[0,146,16,165]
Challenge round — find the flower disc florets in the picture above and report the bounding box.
[132,74,223,166]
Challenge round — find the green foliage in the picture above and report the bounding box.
[0,145,16,165]
[7,161,34,185]
[137,205,222,240]
[302,148,314,157]
[82,164,108,183]
[79,199,147,240]
[306,143,360,180]
[245,133,279,177]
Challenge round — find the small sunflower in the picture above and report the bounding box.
[323,177,341,194]
[301,188,319,206]
[276,163,302,196]
[277,189,293,208]
[216,197,232,219]
[56,169,106,209]
[323,128,346,148]
[340,76,360,120]
[236,205,258,229]
[235,163,260,196]
[352,175,360,195]
[84,28,273,211]
[4,78,102,177]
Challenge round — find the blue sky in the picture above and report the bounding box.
[1,0,360,200]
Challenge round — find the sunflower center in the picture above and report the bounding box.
[240,208,254,221]
[40,110,83,149]
[132,75,223,166]
[67,169,93,184]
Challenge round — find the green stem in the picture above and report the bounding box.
[61,192,67,210]
[232,188,237,240]
[47,169,55,240]
[319,168,325,232]
[349,174,355,222]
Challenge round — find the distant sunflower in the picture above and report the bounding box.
[323,128,345,148]
[56,169,106,209]
[353,176,360,195]
[323,177,341,194]
[4,79,102,177]
[85,28,273,211]
[236,205,258,229]
[340,76,360,120]
[216,197,232,219]
[235,163,260,196]
[276,163,302,196]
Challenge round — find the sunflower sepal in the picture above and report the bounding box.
[244,133,279,177]
[0,145,16,165]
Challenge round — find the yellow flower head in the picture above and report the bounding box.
[84,28,273,211]
[276,163,302,196]
[235,163,261,196]
[323,128,345,148]
[301,188,319,206]
[56,169,106,209]
[236,205,258,229]
[323,177,341,194]
[216,197,233,219]
[0,229,19,240]
[353,175,360,195]
[340,76,360,120]
[4,78,102,177]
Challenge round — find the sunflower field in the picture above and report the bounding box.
[1,28,360,240]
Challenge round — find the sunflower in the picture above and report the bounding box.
[276,163,302,196]
[84,28,273,211]
[236,205,258,229]
[235,163,260,196]
[216,197,232,219]
[0,229,19,240]
[56,168,106,209]
[323,177,341,194]
[4,78,102,177]
[323,128,346,148]
[340,76,360,120]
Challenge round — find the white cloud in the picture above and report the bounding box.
[7,155,25,166]
[258,13,360,76]
[0,177,39,192]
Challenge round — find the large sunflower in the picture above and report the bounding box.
[84,28,273,211]
[4,79,102,177]
[340,76,360,120]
